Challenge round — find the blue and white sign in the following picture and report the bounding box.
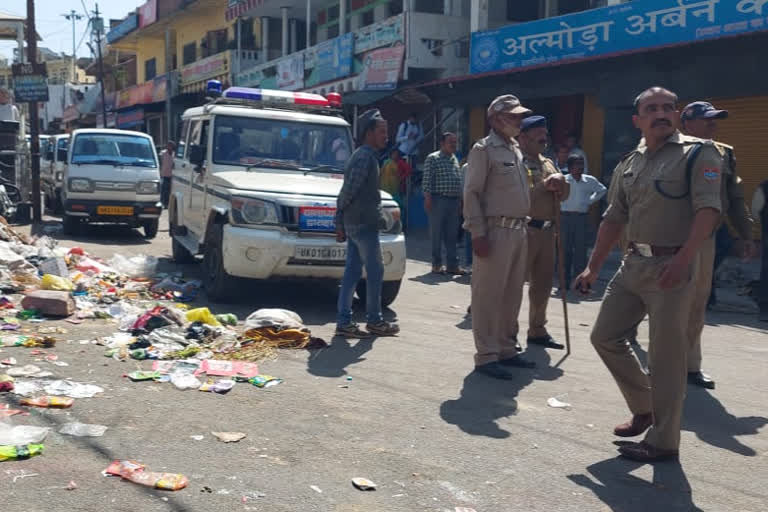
[470,0,768,74]
[298,206,336,232]
[106,13,138,44]
[307,33,354,87]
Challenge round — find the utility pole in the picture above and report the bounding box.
[91,4,107,126]
[61,10,84,84]
[26,0,42,224]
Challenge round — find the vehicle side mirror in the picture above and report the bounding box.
[189,144,205,168]
[57,149,68,162]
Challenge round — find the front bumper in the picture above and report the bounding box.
[64,198,162,222]
[222,225,406,281]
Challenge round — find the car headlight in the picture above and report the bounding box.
[380,207,402,234]
[231,197,280,225]
[68,178,93,192]
[136,181,160,194]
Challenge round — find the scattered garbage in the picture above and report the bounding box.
[215,313,238,326]
[6,365,44,377]
[40,274,75,291]
[190,435,204,441]
[66,480,78,490]
[59,423,108,437]
[126,371,162,382]
[0,374,13,392]
[19,396,74,408]
[352,477,377,491]
[0,424,51,444]
[196,360,259,379]
[310,485,323,493]
[0,404,26,418]
[547,395,571,409]
[0,444,44,462]
[186,308,222,327]
[198,379,235,394]
[105,460,188,491]
[245,309,306,331]
[212,431,246,443]
[107,255,159,278]
[5,469,39,482]
[171,373,201,391]
[247,375,283,388]
[41,380,104,398]
[22,290,75,317]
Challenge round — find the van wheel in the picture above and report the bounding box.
[142,219,159,239]
[62,214,80,235]
[203,223,239,302]
[355,279,402,308]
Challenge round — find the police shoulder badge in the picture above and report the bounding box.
[702,168,720,182]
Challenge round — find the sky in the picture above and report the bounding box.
[0,0,144,62]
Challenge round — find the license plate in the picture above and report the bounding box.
[97,206,134,216]
[298,206,336,232]
[294,246,347,261]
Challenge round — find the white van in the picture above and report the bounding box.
[62,129,162,237]
[42,134,69,212]
[170,86,406,304]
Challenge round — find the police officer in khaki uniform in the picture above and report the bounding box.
[574,87,723,462]
[680,101,754,389]
[517,115,569,350]
[464,95,544,379]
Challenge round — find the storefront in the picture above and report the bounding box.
[115,73,177,145]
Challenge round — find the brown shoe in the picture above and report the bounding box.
[613,413,653,437]
[618,441,678,462]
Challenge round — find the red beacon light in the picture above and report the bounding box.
[325,92,342,108]
[221,87,331,107]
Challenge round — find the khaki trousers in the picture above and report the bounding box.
[591,254,697,451]
[526,227,555,338]
[686,237,715,373]
[472,225,528,366]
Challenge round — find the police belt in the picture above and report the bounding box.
[629,242,680,257]
[487,216,526,229]
[527,218,553,230]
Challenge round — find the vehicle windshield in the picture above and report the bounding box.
[57,137,69,151]
[212,115,352,172]
[71,133,157,167]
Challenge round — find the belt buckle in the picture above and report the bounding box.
[633,243,653,257]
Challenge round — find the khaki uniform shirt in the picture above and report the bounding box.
[604,131,722,247]
[463,130,530,237]
[714,141,753,239]
[524,154,569,221]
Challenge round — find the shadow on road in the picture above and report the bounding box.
[439,368,535,439]
[525,346,565,382]
[682,390,768,457]
[568,456,702,512]
[306,336,375,378]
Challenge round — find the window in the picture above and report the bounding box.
[208,29,228,55]
[559,0,592,15]
[361,9,374,27]
[507,0,540,22]
[327,5,340,21]
[71,133,157,167]
[414,0,443,14]
[185,120,201,162]
[211,115,353,172]
[145,58,157,80]
[327,23,340,39]
[177,120,190,158]
[183,42,196,65]
[388,0,403,16]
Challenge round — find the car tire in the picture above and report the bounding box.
[203,223,239,302]
[356,279,402,308]
[62,214,80,235]
[142,219,159,239]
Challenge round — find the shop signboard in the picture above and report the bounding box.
[138,0,157,28]
[181,52,229,85]
[106,13,138,44]
[306,33,354,87]
[11,62,49,103]
[117,107,145,129]
[471,0,768,74]
[276,53,304,91]
[359,45,405,91]
[354,14,403,54]
[235,66,265,87]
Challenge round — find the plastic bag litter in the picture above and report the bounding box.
[43,380,104,398]
[105,460,188,491]
[0,424,51,444]
[244,309,305,331]
[59,423,108,437]
[170,373,201,391]
[186,308,221,327]
[107,254,158,278]
[41,274,75,291]
[6,365,45,378]
[547,395,571,409]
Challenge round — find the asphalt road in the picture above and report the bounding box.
[1,213,766,512]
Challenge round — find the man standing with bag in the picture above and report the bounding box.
[575,87,723,462]
[423,133,464,275]
[517,115,569,350]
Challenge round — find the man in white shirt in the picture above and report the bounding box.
[560,153,606,288]
[0,88,20,122]
[752,180,768,321]
[395,113,423,161]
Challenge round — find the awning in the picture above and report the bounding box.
[342,90,396,106]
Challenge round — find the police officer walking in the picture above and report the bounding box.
[517,115,569,350]
[464,95,562,379]
[574,87,723,462]
[680,101,754,389]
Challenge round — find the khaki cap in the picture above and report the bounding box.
[487,94,532,118]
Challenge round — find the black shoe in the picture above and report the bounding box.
[527,334,565,350]
[499,355,536,369]
[475,362,516,380]
[688,371,715,389]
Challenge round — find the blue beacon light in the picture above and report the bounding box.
[206,80,223,97]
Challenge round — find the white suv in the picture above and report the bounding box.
[170,86,406,304]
